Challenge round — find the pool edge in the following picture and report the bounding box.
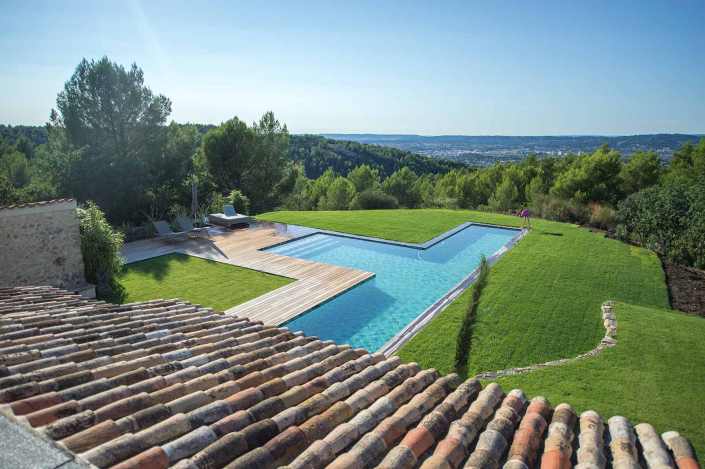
[377,226,529,357]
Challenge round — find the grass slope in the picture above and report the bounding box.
[103,253,294,311]
[257,210,669,375]
[493,302,705,457]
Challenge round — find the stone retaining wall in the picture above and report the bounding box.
[0,200,87,290]
[475,301,617,380]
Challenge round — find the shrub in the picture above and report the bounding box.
[350,190,399,210]
[228,189,250,215]
[617,183,705,267]
[77,201,125,285]
[454,255,490,378]
[206,192,229,215]
[421,196,458,210]
[588,203,617,230]
[532,195,590,225]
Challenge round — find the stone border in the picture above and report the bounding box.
[474,301,618,380]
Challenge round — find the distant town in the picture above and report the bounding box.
[321,133,702,166]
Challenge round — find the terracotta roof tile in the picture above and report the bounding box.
[0,198,76,211]
[0,286,700,469]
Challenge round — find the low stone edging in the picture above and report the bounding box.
[474,300,618,380]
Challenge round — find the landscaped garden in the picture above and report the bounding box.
[257,209,703,455]
[103,253,293,311]
[100,208,703,454]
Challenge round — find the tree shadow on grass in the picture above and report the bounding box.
[538,231,564,236]
[122,253,191,282]
[100,253,192,304]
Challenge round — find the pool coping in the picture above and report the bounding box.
[261,220,523,251]
[261,221,528,355]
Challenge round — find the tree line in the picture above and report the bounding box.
[0,56,703,267]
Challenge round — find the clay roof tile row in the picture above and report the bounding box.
[0,286,700,469]
[0,198,76,211]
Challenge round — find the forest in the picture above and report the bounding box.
[1,56,703,268]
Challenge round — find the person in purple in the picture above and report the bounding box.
[516,208,533,230]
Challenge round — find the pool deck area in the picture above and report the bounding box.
[120,223,376,326]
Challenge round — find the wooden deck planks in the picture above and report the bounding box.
[119,226,375,326]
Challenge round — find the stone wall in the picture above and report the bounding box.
[0,200,87,290]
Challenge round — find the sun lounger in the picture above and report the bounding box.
[177,216,210,238]
[209,205,251,228]
[152,220,188,243]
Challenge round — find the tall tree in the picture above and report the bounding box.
[47,57,172,222]
[201,117,252,191]
[249,111,291,213]
[319,177,355,210]
[347,164,380,193]
[384,166,421,208]
[620,149,663,195]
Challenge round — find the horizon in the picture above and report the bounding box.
[1,1,704,135]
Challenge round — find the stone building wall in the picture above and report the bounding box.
[0,199,88,290]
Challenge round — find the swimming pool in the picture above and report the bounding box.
[263,224,519,352]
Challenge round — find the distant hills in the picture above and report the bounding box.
[289,135,467,179]
[320,133,702,166]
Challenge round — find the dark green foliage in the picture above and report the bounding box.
[0,125,48,147]
[227,189,250,215]
[350,190,398,210]
[289,135,467,180]
[45,57,182,223]
[318,177,355,210]
[77,201,125,284]
[383,166,422,208]
[454,255,490,377]
[201,112,292,214]
[617,183,705,268]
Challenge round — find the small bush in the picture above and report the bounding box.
[350,190,399,210]
[206,193,229,216]
[78,201,125,285]
[588,203,617,230]
[422,196,458,210]
[532,195,590,225]
[228,189,250,215]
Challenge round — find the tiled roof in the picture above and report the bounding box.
[0,286,700,469]
[0,198,76,211]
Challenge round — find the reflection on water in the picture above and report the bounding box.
[264,225,517,351]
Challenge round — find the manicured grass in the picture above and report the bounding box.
[492,302,705,457]
[257,210,669,376]
[103,253,294,311]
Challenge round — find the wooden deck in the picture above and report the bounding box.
[120,225,375,326]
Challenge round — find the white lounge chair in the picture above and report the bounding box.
[209,205,251,228]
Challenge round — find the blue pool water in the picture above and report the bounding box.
[264,225,518,352]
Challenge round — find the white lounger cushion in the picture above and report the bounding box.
[209,213,251,227]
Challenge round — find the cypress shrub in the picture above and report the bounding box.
[454,254,490,377]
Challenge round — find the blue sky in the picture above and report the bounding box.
[1,1,703,135]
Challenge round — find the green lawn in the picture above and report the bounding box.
[492,303,705,457]
[103,253,294,311]
[257,210,669,375]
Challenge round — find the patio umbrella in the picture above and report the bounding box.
[191,179,200,224]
